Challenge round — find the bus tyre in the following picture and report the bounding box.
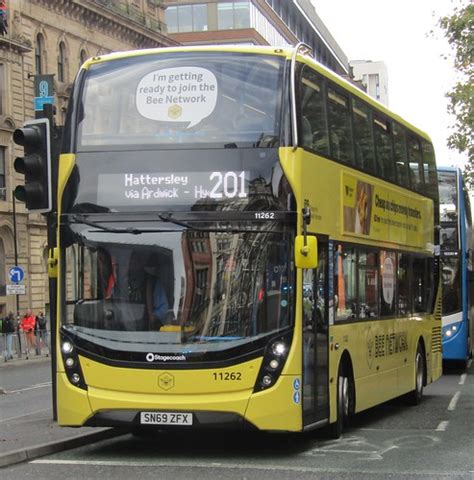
[407,344,425,406]
[327,361,353,439]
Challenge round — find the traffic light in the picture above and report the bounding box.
[13,118,52,213]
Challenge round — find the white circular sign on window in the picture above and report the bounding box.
[136,67,218,128]
[382,256,394,305]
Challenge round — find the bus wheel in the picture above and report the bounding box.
[327,361,352,439]
[406,344,425,405]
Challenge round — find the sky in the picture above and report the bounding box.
[311,0,466,168]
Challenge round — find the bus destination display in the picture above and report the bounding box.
[97,170,249,205]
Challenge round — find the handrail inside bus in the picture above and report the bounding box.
[290,42,313,152]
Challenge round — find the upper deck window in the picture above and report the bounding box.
[438,170,458,223]
[77,52,284,150]
[327,88,354,165]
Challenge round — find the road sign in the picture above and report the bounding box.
[8,266,25,283]
[6,284,26,295]
[33,74,54,112]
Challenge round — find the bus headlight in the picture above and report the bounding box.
[254,333,292,392]
[60,333,87,391]
[62,341,73,354]
[271,342,287,356]
[443,322,461,339]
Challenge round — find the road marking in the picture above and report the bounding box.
[2,381,52,394]
[30,459,469,477]
[436,421,449,431]
[447,391,461,411]
[0,408,51,423]
[459,373,467,385]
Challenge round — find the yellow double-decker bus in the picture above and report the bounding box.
[53,44,442,437]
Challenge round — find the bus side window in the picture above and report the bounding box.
[408,136,424,191]
[397,253,410,315]
[374,116,395,182]
[380,251,396,317]
[327,87,354,165]
[421,140,438,201]
[413,257,433,313]
[393,124,409,188]
[352,98,375,174]
[334,244,357,321]
[300,67,329,155]
[358,250,379,318]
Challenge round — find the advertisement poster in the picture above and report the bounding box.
[342,173,433,249]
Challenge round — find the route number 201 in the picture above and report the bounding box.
[209,171,247,199]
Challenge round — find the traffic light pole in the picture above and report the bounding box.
[12,189,19,315]
[44,104,59,421]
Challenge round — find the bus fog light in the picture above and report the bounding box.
[452,325,457,331]
[262,375,273,386]
[62,341,73,354]
[71,373,81,384]
[271,342,287,356]
[269,359,279,370]
[445,329,452,337]
[65,357,75,368]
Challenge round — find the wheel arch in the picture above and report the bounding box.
[416,336,427,387]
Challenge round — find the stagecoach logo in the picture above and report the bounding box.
[146,353,187,362]
[158,372,175,391]
[366,327,375,369]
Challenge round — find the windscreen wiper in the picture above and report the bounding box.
[157,212,205,231]
[71,214,143,234]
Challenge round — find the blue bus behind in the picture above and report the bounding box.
[438,167,474,366]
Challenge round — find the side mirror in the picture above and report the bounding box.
[295,235,318,269]
[47,247,59,278]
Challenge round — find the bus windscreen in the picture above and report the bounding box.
[77,52,284,149]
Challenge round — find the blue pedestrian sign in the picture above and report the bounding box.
[9,266,25,283]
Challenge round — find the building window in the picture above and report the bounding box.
[58,41,67,82]
[0,238,5,293]
[80,49,88,65]
[193,4,207,31]
[0,63,4,115]
[35,34,45,74]
[166,6,178,33]
[0,147,5,201]
[218,1,250,30]
[166,4,208,33]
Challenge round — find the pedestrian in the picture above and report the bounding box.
[20,309,37,357]
[35,311,48,354]
[15,313,22,357]
[2,311,15,361]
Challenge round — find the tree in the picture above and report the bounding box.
[438,1,473,181]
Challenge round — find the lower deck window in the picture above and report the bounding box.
[334,244,435,322]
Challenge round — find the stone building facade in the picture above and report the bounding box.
[0,0,177,317]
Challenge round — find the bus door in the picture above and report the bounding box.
[302,240,329,427]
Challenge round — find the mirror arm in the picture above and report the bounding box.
[301,200,311,256]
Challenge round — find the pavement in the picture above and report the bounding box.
[0,354,123,468]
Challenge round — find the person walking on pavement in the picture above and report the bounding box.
[2,311,15,361]
[15,313,22,357]
[20,309,37,357]
[35,311,48,355]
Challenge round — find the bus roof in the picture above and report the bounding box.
[81,45,433,144]
[437,166,461,173]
